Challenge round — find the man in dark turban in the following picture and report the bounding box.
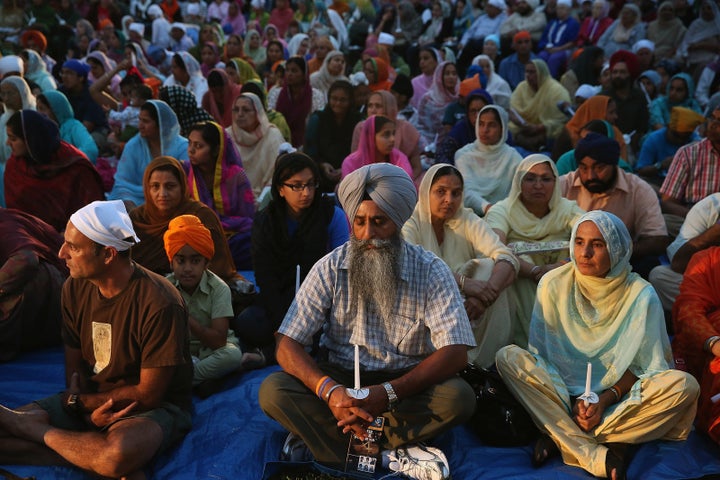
[560,133,669,277]
[259,163,476,479]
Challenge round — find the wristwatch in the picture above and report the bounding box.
[382,382,399,411]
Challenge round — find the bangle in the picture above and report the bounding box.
[324,383,344,403]
[315,375,330,397]
[459,275,466,294]
[608,385,621,403]
[530,265,541,277]
[706,336,720,353]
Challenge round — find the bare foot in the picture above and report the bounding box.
[0,404,50,441]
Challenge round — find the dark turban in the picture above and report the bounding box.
[575,132,620,165]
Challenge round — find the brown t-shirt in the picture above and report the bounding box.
[61,264,193,412]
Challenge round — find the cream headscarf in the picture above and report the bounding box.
[529,210,672,397]
[454,105,523,214]
[486,155,584,243]
[402,163,518,272]
[70,200,140,251]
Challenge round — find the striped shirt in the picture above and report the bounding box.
[279,241,476,372]
[660,138,720,206]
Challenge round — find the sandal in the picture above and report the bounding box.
[532,434,559,468]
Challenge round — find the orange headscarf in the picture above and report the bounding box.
[367,57,393,92]
[163,214,215,261]
[565,95,628,159]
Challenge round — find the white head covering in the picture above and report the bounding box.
[70,200,140,251]
[487,0,507,9]
[632,39,655,53]
[556,0,572,7]
[378,32,396,45]
[129,22,146,36]
[575,84,602,99]
[338,163,417,229]
[148,4,163,18]
[349,71,369,86]
[0,55,24,78]
[523,0,540,9]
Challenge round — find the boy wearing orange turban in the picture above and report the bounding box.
[164,214,243,395]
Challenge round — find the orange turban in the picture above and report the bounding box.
[669,106,705,133]
[460,74,482,97]
[163,215,215,262]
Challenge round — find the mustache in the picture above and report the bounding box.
[353,238,396,250]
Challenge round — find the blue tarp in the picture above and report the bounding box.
[1,347,720,479]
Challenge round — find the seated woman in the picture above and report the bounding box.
[202,68,241,128]
[4,110,104,233]
[417,61,459,146]
[596,3,646,57]
[553,95,627,161]
[496,211,699,479]
[130,156,239,283]
[402,164,518,367]
[509,59,571,153]
[0,209,67,362]
[162,52,209,108]
[225,57,261,86]
[304,80,363,192]
[351,90,423,181]
[410,47,439,109]
[485,155,585,346]
[648,73,702,131]
[0,77,35,165]
[108,100,189,207]
[435,89,493,165]
[472,55,511,111]
[309,50,348,99]
[232,152,349,364]
[20,49,57,93]
[36,90,99,164]
[673,246,720,444]
[455,105,523,216]
[341,115,413,180]
[267,56,326,148]
[186,121,255,270]
[226,92,285,200]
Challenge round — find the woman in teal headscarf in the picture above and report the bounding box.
[648,72,703,130]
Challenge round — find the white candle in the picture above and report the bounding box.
[584,362,592,395]
[354,344,360,390]
[295,265,300,294]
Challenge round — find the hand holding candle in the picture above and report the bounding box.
[578,362,599,407]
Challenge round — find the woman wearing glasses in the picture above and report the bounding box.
[186,121,256,270]
[226,92,285,200]
[485,155,585,347]
[232,152,349,366]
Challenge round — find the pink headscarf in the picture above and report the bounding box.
[341,115,413,179]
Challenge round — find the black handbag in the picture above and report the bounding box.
[460,363,539,447]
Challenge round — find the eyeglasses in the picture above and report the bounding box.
[283,182,318,192]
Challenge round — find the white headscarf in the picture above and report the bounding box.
[70,200,140,251]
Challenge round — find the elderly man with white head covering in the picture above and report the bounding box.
[259,163,477,480]
[0,200,193,478]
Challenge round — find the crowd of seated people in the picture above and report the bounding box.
[2,0,720,477]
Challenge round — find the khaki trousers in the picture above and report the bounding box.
[649,265,683,312]
[258,364,476,468]
[496,345,699,478]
